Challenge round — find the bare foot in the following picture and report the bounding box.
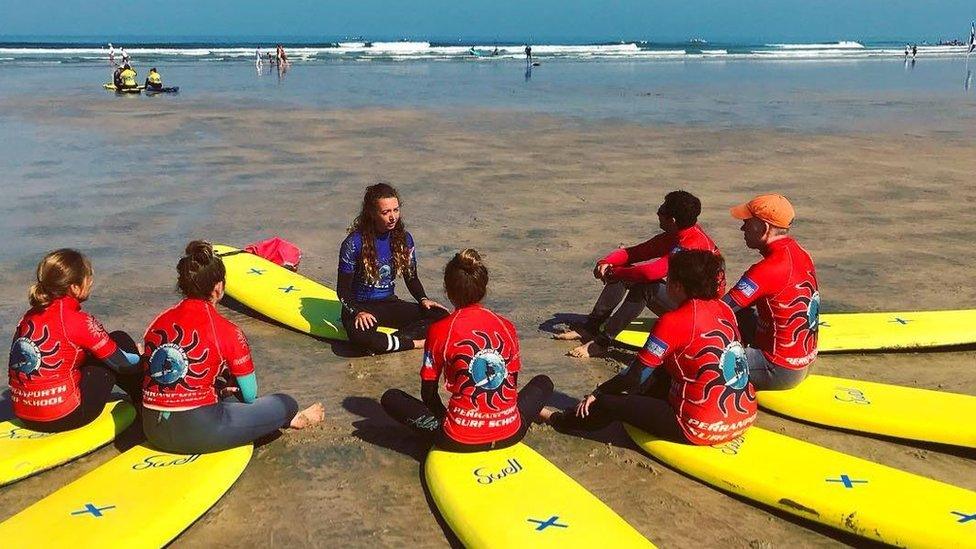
[552,329,583,341]
[412,339,425,349]
[289,402,325,429]
[567,340,607,358]
[537,407,556,424]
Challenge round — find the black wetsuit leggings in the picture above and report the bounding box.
[342,296,449,354]
[584,281,671,347]
[142,393,299,454]
[381,375,554,452]
[22,331,142,433]
[549,392,690,444]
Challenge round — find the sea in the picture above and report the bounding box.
[1,37,975,133]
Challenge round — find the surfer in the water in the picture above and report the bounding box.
[541,250,757,445]
[555,190,722,358]
[722,194,819,390]
[7,249,143,432]
[140,241,324,454]
[381,249,553,452]
[337,182,449,354]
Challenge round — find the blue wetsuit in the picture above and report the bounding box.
[336,230,446,354]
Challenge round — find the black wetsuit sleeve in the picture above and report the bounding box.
[594,361,646,396]
[404,272,428,303]
[336,271,362,316]
[420,379,447,419]
[101,347,141,375]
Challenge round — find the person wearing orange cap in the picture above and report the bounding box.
[722,194,819,390]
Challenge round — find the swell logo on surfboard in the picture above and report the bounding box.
[473,458,523,484]
[0,427,53,440]
[132,454,201,471]
[833,386,871,405]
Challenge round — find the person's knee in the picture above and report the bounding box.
[109,330,138,353]
[380,388,409,415]
[527,374,554,395]
[269,393,300,418]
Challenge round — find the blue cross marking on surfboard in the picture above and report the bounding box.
[952,511,976,523]
[826,474,868,488]
[279,285,299,293]
[528,516,568,531]
[889,317,912,325]
[71,503,116,517]
[248,268,266,275]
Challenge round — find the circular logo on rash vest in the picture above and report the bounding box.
[719,341,749,391]
[468,349,507,391]
[808,291,821,332]
[148,343,190,386]
[9,338,41,375]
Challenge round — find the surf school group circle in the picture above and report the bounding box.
[6,182,817,456]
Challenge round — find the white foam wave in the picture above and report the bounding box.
[767,41,864,49]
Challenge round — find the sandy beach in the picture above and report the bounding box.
[1,94,974,547]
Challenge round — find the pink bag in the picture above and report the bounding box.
[244,237,302,270]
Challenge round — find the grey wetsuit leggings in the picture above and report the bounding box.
[142,394,299,454]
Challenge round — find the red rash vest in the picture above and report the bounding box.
[421,304,522,445]
[599,224,724,292]
[142,299,255,412]
[727,237,819,369]
[636,298,757,445]
[8,296,118,421]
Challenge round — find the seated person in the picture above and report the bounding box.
[542,250,756,446]
[140,241,324,454]
[382,249,553,452]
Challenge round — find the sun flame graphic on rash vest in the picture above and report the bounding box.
[454,331,517,411]
[783,278,819,353]
[9,321,62,380]
[145,324,211,392]
[691,318,755,416]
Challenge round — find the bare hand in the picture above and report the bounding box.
[219,386,240,398]
[593,263,612,280]
[421,298,449,312]
[354,311,378,331]
[575,394,597,418]
[136,342,145,355]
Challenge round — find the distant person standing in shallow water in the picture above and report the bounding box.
[525,44,532,62]
[722,194,818,391]
[338,183,449,354]
[382,249,553,451]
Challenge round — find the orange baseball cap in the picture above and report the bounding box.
[730,194,795,228]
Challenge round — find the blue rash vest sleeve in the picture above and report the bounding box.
[338,233,361,274]
[235,373,258,404]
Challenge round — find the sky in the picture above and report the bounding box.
[1,0,974,43]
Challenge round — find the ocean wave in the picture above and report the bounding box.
[767,41,865,49]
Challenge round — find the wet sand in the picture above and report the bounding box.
[1,97,974,547]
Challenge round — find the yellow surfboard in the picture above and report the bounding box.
[758,374,976,448]
[625,424,976,547]
[425,443,654,547]
[0,444,252,548]
[212,243,394,341]
[614,309,976,352]
[0,400,134,486]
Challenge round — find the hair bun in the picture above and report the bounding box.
[455,248,483,271]
[184,240,214,263]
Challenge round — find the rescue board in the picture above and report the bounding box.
[758,374,976,448]
[0,443,252,547]
[625,424,976,547]
[212,244,394,341]
[102,83,144,93]
[0,400,134,486]
[614,309,976,352]
[425,442,653,547]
